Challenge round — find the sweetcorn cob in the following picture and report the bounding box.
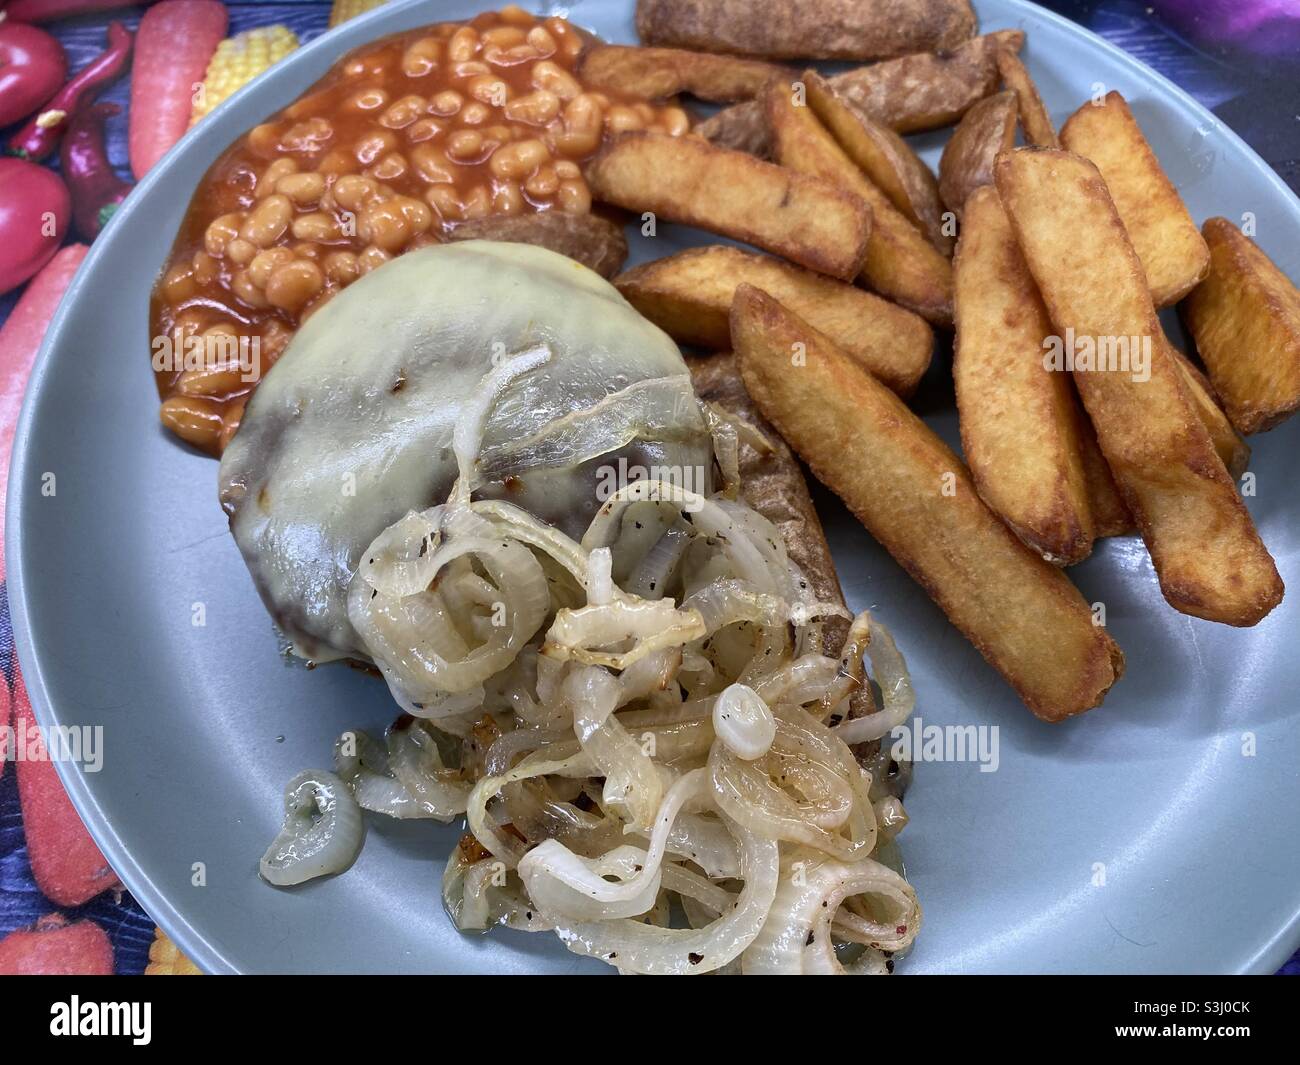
[330,0,390,28]
[190,25,299,124]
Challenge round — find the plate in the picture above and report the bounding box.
[9,0,1300,975]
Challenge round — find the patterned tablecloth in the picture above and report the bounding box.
[0,0,1297,975]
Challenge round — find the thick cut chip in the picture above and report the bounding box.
[1059,92,1209,306]
[765,81,953,323]
[953,186,1094,564]
[803,70,951,254]
[585,132,873,280]
[616,245,933,396]
[995,49,1058,147]
[731,283,1124,721]
[578,46,787,103]
[938,90,1018,217]
[1181,217,1300,435]
[995,148,1281,626]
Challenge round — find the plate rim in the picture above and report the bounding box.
[8,0,1300,975]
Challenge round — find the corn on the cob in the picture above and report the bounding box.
[330,0,389,28]
[190,25,299,125]
[145,928,203,975]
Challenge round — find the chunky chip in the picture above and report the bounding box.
[615,245,933,396]
[585,131,873,280]
[1181,217,1300,434]
[578,45,787,103]
[938,90,1018,217]
[730,283,1125,721]
[953,186,1094,564]
[995,147,1281,626]
[765,80,953,323]
[996,49,1058,147]
[1059,92,1209,306]
[803,70,951,254]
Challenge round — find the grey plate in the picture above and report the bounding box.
[9,0,1300,975]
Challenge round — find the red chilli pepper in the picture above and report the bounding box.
[6,20,132,162]
[60,101,131,239]
[0,13,67,127]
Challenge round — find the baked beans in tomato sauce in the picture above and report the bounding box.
[151,6,689,455]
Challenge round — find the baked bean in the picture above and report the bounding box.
[176,359,245,399]
[358,245,391,273]
[226,238,257,267]
[291,212,338,241]
[248,122,282,157]
[425,184,462,221]
[492,180,524,215]
[490,138,549,180]
[266,260,324,311]
[256,157,298,198]
[481,25,526,48]
[277,171,326,206]
[323,250,360,285]
[526,26,557,57]
[524,165,559,199]
[364,201,414,252]
[554,159,581,180]
[411,144,454,184]
[294,242,322,260]
[462,186,490,219]
[447,130,485,163]
[486,43,538,66]
[532,60,580,101]
[317,149,359,176]
[219,399,246,452]
[453,60,491,78]
[160,395,224,453]
[395,196,432,233]
[347,87,388,112]
[279,117,334,152]
[231,269,269,308]
[354,129,398,166]
[204,213,243,257]
[402,37,441,77]
[547,17,584,58]
[504,89,560,125]
[333,174,379,211]
[605,105,644,134]
[556,178,590,214]
[431,90,464,116]
[242,194,293,247]
[191,251,218,285]
[468,75,510,106]
[160,262,196,302]
[369,153,409,182]
[249,247,295,288]
[659,106,690,137]
[382,94,427,129]
[405,117,443,143]
[460,101,490,126]
[447,26,478,63]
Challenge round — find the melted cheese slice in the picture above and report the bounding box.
[219,241,711,661]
